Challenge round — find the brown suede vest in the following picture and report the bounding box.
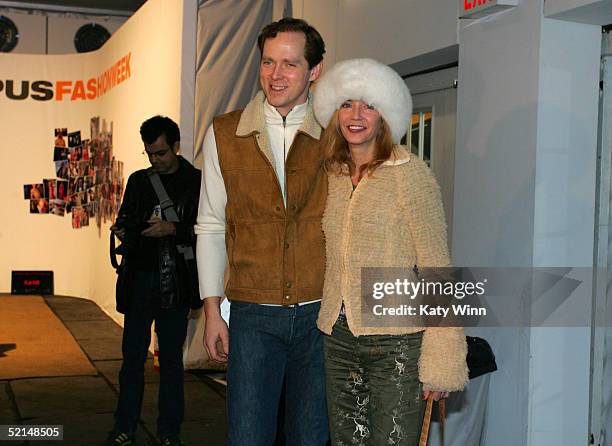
[213,110,327,304]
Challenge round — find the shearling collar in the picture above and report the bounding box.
[236,91,321,140]
[381,146,412,167]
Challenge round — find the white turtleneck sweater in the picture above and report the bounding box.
[264,99,308,204]
[194,99,309,304]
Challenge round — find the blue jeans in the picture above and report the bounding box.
[114,270,189,437]
[227,301,329,446]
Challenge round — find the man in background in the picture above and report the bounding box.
[109,116,201,446]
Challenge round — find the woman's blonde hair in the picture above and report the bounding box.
[321,110,395,179]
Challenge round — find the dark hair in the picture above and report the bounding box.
[257,18,325,69]
[139,115,180,147]
[322,111,395,180]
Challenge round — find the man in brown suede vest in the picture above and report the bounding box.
[195,18,328,446]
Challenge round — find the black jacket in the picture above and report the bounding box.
[116,156,201,309]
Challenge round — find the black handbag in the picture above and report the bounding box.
[412,264,498,380]
[181,253,203,310]
[466,336,497,379]
[110,231,129,314]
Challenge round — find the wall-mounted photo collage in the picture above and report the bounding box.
[22,118,124,230]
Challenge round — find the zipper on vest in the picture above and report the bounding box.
[282,115,287,206]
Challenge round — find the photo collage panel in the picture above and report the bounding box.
[23,118,124,229]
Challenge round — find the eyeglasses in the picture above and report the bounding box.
[142,148,171,159]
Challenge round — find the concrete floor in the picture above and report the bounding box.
[0,295,227,446]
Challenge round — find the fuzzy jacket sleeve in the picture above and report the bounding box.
[403,156,469,391]
[419,327,468,391]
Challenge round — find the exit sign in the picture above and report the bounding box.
[460,0,518,19]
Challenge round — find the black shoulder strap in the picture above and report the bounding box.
[147,168,180,223]
[146,168,194,260]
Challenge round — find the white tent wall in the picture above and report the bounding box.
[290,0,460,68]
[0,0,193,326]
[193,0,273,167]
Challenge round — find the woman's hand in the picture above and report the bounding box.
[422,390,449,401]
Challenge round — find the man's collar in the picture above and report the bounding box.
[236,91,321,140]
[263,98,308,126]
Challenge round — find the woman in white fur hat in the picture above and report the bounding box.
[313,58,468,445]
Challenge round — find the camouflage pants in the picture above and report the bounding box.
[324,315,425,446]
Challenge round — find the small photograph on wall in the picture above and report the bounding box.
[72,206,84,228]
[74,176,85,193]
[112,159,123,182]
[68,131,81,147]
[54,128,67,147]
[43,179,57,200]
[69,146,82,162]
[100,183,109,199]
[57,180,68,200]
[90,117,100,140]
[68,162,79,178]
[30,198,49,214]
[78,162,87,177]
[24,183,44,200]
[82,140,90,161]
[81,207,90,227]
[53,146,68,161]
[100,198,110,222]
[55,160,69,179]
[79,191,88,205]
[89,201,98,218]
[49,199,66,217]
[66,192,85,212]
[85,176,94,189]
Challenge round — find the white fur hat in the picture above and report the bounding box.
[313,58,412,144]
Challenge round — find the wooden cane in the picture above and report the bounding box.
[419,395,446,446]
[419,394,434,446]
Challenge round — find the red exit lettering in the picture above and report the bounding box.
[464,0,492,10]
[24,279,40,286]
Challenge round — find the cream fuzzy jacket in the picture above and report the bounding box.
[317,147,469,391]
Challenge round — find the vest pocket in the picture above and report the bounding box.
[227,222,282,291]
